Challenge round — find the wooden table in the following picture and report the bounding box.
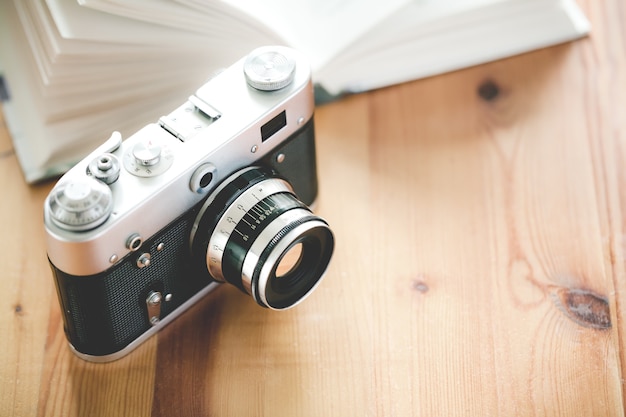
[3,1,626,415]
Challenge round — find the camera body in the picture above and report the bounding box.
[44,46,334,362]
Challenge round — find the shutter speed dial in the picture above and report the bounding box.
[47,176,114,231]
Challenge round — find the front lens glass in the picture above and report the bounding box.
[275,242,303,278]
[262,227,333,309]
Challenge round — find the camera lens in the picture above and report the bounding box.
[191,167,334,309]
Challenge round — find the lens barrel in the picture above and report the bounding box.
[191,167,333,309]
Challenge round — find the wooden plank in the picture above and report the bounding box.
[577,0,626,407]
[0,110,53,417]
[351,42,623,415]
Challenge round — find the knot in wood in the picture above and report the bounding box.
[552,288,611,330]
[477,79,501,102]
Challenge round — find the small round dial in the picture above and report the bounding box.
[88,153,121,184]
[124,139,174,177]
[47,177,113,231]
[132,141,162,166]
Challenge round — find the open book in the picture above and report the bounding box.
[0,0,589,183]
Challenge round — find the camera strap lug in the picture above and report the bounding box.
[146,291,163,325]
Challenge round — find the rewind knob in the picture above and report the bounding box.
[244,46,296,91]
[46,177,114,232]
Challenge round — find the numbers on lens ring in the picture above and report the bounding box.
[224,196,288,245]
[241,217,256,230]
[233,229,249,241]
[212,244,223,252]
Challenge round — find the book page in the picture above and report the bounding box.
[218,0,413,70]
[79,0,284,46]
[47,0,204,45]
[321,0,505,67]
[314,0,589,94]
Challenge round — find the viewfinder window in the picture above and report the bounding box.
[261,111,287,142]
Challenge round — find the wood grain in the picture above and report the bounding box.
[2,0,626,415]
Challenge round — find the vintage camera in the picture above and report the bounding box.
[44,46,334,362]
